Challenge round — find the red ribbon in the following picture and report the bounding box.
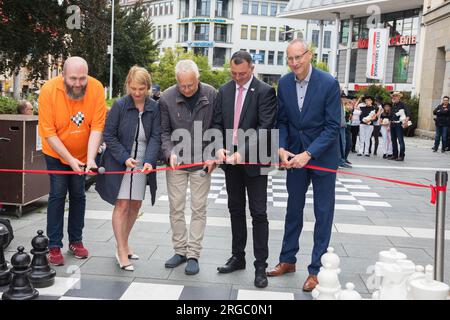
[0,162,446,205]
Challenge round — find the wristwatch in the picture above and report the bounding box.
[305,150,312,158]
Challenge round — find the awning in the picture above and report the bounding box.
[279,0,423,20]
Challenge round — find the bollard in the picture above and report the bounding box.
[434,171,447,282]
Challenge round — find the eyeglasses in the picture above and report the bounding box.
[286,50,310,63]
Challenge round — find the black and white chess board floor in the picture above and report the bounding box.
[157,172,392,212]
[0,277,313,300]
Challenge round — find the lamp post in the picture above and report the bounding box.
[109,0,115,99]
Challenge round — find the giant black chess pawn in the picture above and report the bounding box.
[30,230,56,288]
[0,224,11,286]
[2,246,39,300]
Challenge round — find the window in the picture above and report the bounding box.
[250,25,257,40]
[196,0,211,16]
[278,26,285,42]
[280,4,286,13]
[170,2,174,14]
[322,54,329,66]
[242,0,249,14]
[259,50,266,64]
[165,2,169,15]
[268,50,274,65]
[149,6,153,16]
[179,23,188,42]
[157,26,161,39]
[215,24,228,42]
[270,3,277,16]
[260,74,280,85]
[259,26,267,41]
[213,47,227,67]
[160,4,164,15]
[194,23,210,41]
[251,1,259,15]
[241,25,248,40]
[324,31,331,48]
[163,25,166,39]
[269,27,276,41]
[277,51,284,65]
[393,45,411,83]
[312,30,319,47]
[261,2,268,16]
[250,49,256,61]
[340,20,349,44]
[169,24,173,38]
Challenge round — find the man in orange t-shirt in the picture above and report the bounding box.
[38,56,106,266]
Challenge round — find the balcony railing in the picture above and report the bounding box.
[194,34,210,41]
[214,34,228,43]
[215,10,230,19]
[195,9,210,17]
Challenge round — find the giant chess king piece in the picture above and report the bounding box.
[2,246,39,300]
[0,224,11,286]
[30,230,56,288]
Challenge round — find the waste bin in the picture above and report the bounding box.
[0,115,49,217]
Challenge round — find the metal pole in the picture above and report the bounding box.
[317,20,324,63]
[109,0,115,99]
[434,171,447,282]
[344,15,353,95]
[332,12,341,78]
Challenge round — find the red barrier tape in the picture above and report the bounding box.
[0,162,446,205]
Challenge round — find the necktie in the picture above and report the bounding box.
[233,86,245,145]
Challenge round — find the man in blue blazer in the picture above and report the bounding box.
[267,39,341,292]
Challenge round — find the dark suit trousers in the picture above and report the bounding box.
[279,168,336,275]
[225,165,269,268]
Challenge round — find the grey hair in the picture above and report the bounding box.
[287,38,309,52]
[175,60,200,79]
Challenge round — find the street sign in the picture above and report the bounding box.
[251,53,263,62]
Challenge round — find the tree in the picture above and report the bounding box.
[110,0,159,96]
[0,0,69,81]
[151,47,231,90]
[67,0,111,84]
[68,0,159,96]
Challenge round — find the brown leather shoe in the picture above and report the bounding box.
[266,262,296,277]
[302,275,318,292]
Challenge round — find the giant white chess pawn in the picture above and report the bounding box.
[336,283,362,300]
[408,265,450,300]
[314,263,341,300]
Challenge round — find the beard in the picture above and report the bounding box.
[64,79,87,100]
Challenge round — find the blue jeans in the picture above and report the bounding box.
[45,155,86,248]
[434,126,448,151]
[390,124,406,158]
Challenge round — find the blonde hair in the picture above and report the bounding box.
[124,66,152,95]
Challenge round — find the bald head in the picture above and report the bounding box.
[63,56,88,74]
[63,57,89,100]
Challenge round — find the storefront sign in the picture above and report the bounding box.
[358,35,417,49]
[179,18,229,24]
[354,84,394,91]
[186,41,215,47]
[366,28,389,80]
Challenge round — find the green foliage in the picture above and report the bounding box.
[402,93,420,137]
[356,84,391,104]
[314,61,329,73]
[106,98,117,109]
[0,96,19,114]
[150,47,231,91]
[69,0,160,97]
[0,0,69,81]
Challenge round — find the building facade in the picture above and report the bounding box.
[279,0,424,94]
[416,0,450,136]
[120,0,337,84]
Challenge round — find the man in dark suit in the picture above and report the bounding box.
[213,51,277,288]
[266,39,341,292]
